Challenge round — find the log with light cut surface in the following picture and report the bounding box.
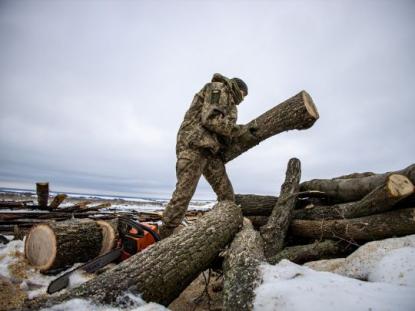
[96,218,119,255]
[295,174,414,220]
[223,90,319,162]
[300,164,415,203]
[24,219,112,272]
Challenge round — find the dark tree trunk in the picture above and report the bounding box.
[295,174,414,220]
[235,194,278,216]
[290,207,415,241]
[237,191,330,217]
[224,91,319,162]
[267,240,354,265]
[300,164,415,203]
[24,219,103,272]
[223,219,265,311]
[23,201,243,310]
[260,158,301,259]
[36,182,49,210]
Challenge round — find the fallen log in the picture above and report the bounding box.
[223,218,265,311]
[260,158,301,258]
[48,194,67,209]
[24,219,106,272]
[23,201,243,309]
[236,191,329,217]
[300,163,415,203]
[223,90,319,162]
[0,200,33,209]
[235,194,278,216]
[267,240,353,265]
[295,174,414,220]
[290,207,415,241]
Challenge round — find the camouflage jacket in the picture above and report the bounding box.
[176,74,243,158]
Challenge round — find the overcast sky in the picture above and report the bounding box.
[0,0,414,199]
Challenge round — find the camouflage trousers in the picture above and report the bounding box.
[160,148,235,238]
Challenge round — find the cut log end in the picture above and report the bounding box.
[388,174,414,197]
[24,224,56,271]
[302,90,319,120]
[96,220,118,255]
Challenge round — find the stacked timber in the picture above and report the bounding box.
[236,163,415,258]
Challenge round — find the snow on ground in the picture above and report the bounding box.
[0,238,167,310]
[305,235,415,282]
[253,260,415,311]
[368,247,415,286]
[41,296,168,311]
[0,239,93,299]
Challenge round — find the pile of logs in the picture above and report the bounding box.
[17,91,415,310]
[0,182,173,237]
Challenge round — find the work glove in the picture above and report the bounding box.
[237,122,258,145]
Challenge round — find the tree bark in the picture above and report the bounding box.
[295,174,414,220]
[267,240,353,265]
[24,219,106,272]
[300,164,415,203]
[223,91,319,162]
[237,191,330,217]
[260,158,301,259]
[290,207,415,241]
[23,201,243,310]
[223,218,265,311]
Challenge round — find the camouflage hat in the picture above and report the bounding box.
[231,77,248,96]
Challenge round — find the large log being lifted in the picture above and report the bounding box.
[260,158,301,258]
[24,219,117,272]
[23,201,243,310]
[295,174,414,220]
[290,207,415,241]
[223,219,265,311]
[224,91,319,162]
[300,163,415,203]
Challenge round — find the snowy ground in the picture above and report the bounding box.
[254,235,415,311]
[254,259,415,311]
[2,236,415,310]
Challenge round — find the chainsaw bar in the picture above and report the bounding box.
[47,248,122,294]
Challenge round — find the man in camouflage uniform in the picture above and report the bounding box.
[160,73,251,238]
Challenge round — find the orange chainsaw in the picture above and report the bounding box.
[47,217,160,294]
